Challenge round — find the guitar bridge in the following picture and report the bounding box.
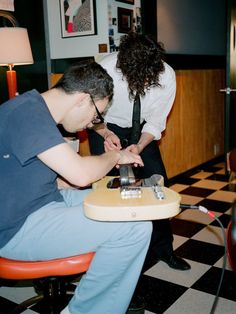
[142,174,165,200]
[152,185,165,200]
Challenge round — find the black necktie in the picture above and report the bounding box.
[130,94,141,144]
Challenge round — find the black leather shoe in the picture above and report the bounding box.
[158,254,191,270]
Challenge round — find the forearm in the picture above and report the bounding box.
[92,124,114,140]
[77,151,121,185]
[38,143,142,188]
[137,132,155,153]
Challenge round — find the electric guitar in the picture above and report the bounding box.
[83,166,181,222]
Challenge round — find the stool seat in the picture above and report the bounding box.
[0,252,95,280]
[0,253,95,313]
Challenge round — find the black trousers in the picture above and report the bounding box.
[88,123,174,271]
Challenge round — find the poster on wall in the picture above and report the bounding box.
[115,0,134,4]
[117,7,133,33]
[0,0,14,11]
[59,0,97,38]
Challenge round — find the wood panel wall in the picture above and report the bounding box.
[51,69,225,177]
[159,69,225,178]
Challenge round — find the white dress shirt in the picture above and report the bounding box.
[98,52,176,140]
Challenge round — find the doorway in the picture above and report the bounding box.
[224,0,236,156]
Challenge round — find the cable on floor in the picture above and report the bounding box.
[179,204,227,314]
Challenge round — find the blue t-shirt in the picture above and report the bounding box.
[0,90,65,248]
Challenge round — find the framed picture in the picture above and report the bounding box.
[59,0,97,38]
[117,7,133,33]
[115,0,134,4]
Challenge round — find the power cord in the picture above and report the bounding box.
[180,204,227,314]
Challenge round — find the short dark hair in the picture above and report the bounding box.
[54,60,114,101]
[117,32,165,98]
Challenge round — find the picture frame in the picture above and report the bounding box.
[117,7,133,34]
[115,0,135,4]
[59,0,97,38]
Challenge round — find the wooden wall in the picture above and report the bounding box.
[51,69,225,177]
[159,69,225,178]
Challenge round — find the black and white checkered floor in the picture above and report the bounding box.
[1,158,236,314]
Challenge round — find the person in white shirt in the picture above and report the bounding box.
[88,32,191,312]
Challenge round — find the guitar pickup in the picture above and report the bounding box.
[120,186,142,199]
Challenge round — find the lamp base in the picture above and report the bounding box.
[7,69,17,99]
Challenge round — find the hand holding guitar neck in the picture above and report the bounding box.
[116,150,144,168]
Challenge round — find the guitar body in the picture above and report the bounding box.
[83,177,181,221]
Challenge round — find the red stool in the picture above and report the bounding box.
[0,252,95,314]
[227,149,236,182]
[226,221,236,273]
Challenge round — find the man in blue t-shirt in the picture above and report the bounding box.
[0,61,152,314]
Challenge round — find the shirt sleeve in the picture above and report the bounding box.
[141,63,176,140]
[6,93,65,165]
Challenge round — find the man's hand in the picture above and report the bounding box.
[116,149,144,168]
[125,144,142,155]
[104,132,122,151]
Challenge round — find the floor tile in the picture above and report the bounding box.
[145,259,210,288]
[191,225,226,246]
[216,168,227,175]
[207,173,229,182]
[169,183,189,192]
[178,194,204,206]
[201,165,225,172]
[180,186,215,198]
[221,183,236,192]
[215,162,225,168]
[174,239,225,265]
[140,275,187,314]
[214,255,233,271]
[0,286,36,304]
[210,213,231,228]
[172,177,199,186]
[192,267,236,301]
[191,171,214,179]
[192,179,228,190]
[207,190,236,203]
[171,219,205,238]
[172,234,190,250]
[197,198,232,213]
[164,289,236,314]
[175,208,222,225]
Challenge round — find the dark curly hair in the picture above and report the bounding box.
[117,32,165,98]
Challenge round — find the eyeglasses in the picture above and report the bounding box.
[90,95,104,124]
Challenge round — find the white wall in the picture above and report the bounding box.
[44,0,140,60]
[45,0,109,59]
[157,0,226,55]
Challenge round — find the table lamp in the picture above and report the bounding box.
[0,27,34,99]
